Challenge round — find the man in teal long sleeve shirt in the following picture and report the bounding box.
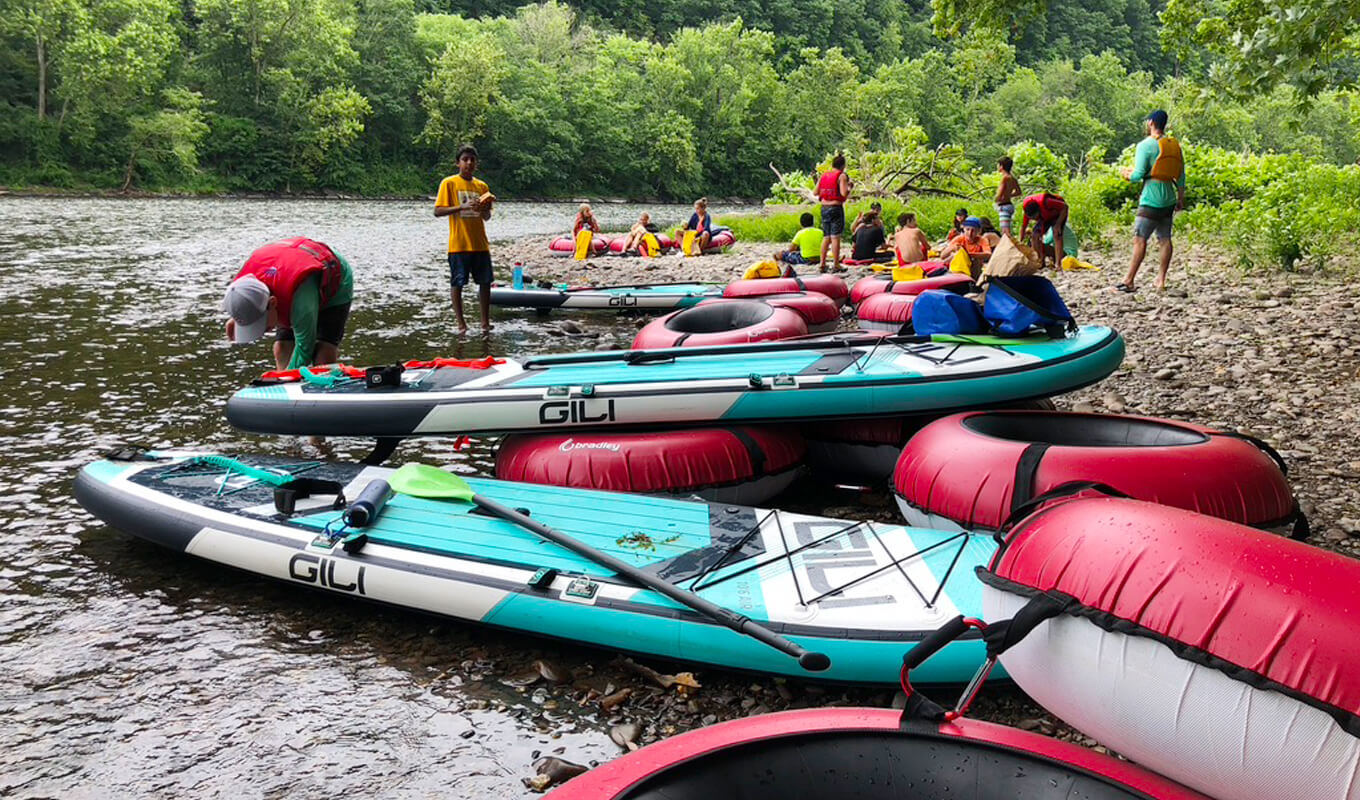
[1118,110,1185,292]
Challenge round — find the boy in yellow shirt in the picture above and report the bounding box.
[434,145,495,333]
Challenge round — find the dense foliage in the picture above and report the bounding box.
[1,0,1357,268]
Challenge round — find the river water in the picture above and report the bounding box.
[0,197,730,798]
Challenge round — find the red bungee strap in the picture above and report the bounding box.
[402,356,505,370]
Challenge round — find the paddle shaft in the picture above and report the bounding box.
[470,492,831,672]
[522,333,930,368]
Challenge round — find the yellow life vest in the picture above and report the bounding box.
[743,260,783,280]
[1149,136,1183,183]
[892,264,925,282]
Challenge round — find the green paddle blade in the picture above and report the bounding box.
[389,463,474,501]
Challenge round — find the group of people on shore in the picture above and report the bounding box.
[808,110,1185,291]
[218,110,1184,372]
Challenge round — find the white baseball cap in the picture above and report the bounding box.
[223,275,271,343]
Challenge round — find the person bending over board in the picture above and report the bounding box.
[434,144,496,334]
[222,237,354,371]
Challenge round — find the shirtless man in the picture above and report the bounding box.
[892,212,930,265]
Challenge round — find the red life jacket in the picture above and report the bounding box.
[234,237,343,328]
[816,169,847,203]
[1021,193,1067,230]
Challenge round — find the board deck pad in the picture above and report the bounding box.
[78,453,998,683]
[226,328,1125,438]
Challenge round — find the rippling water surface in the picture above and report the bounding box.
[0,197,726,798]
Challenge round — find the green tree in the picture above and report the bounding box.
[120,86,207,190]
[0,0,86,120]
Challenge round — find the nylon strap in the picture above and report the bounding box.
[1010,443,1051,514]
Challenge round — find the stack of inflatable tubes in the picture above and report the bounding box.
[495,426,805,505]
[804,399,1056,484]
[546,707,1209,799]
[856,292,917,332]
[608,233,677,254]
[979,495,1360,800]
[850,273,975,305]
[549,235,611,257]
[892,410,1305,536]
[631,300,807,349]
[723,275,849,306]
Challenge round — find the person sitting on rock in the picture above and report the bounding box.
[892,212,930,265]
[938,216,992,276]
[850,209,889,262]
[775,212,824,267]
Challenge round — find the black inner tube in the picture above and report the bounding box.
[962,412,1208,447]
[665,301,774,333]
[620,730,1158,799]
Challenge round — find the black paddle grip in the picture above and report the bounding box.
[902,615,969,671]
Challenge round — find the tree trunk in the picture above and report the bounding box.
[36,35,46,120]
[122,144,140,194]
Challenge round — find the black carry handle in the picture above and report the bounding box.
[902,614,971,671]
[899,615,991,724]
[995,480,1129,544]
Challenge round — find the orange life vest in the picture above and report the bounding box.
[1148,137,1183,183]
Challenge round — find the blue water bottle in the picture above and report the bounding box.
[512,262,524,290]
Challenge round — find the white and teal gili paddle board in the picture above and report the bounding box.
[76,452,996,684]
[226,328,1123,438]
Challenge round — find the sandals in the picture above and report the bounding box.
[1115,283,1137,293]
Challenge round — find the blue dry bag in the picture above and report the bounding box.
[911,290,987,335]
[982,276,1076,338]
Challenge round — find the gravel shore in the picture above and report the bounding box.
[488,234,1360,791]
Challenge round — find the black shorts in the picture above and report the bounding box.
[449,252,493,288]
[277,302,350,347]
[821,205,845,237]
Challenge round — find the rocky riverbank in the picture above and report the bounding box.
[487,234,1360,792]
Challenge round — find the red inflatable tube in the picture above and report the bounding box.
[734,292,839,332]
[893,410,1302,534]
[980,496,1356,800]
[607,233,677,254]
[495,425,805,505]
[850,273,975,305]
[546,707,1208,799]
[548,234,611,257]
[855,292,916,332]
[631,300,807,349]
[723,274,849,306]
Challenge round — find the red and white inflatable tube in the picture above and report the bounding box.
[632,300,808,349]
[892,410,1304,536]
[979,496,1360,800]
[723,274,849,306]
[495,426,805,505]
[548,234,611,257]
[850,272,975,305]
[855,291,916,332]
[739,292,840,333]
[547,707,1208,799]
[697,229,736,253]
[608,233,677,254]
